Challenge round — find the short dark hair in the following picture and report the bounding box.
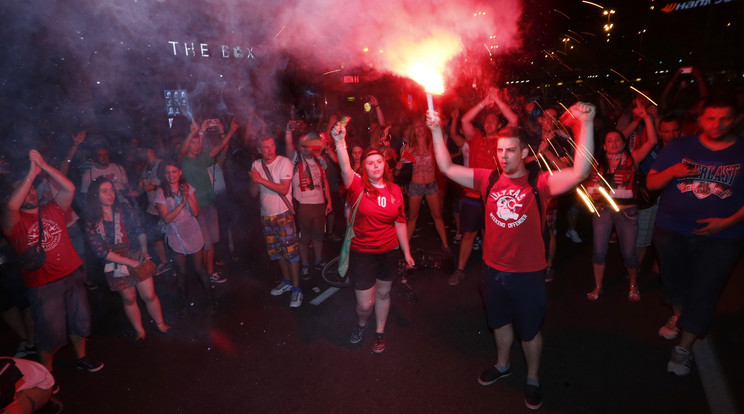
[701,96,737,113]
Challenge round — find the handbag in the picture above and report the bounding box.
[128,259,156,283]
[19,208,46,271]
[633,170,658,210]
[338,192,364,278]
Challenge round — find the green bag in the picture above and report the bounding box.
[338,192,364,278]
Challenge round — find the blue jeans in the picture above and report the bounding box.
[654,227,743,336]
[591,205,640,269]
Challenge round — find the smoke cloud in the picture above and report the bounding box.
[0,0,523,161]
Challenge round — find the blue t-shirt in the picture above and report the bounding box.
[651,135,744,239]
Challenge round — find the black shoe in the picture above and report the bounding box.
[76,356,104,372]
[524,384,543,410]
[477,365,512,385]
[349,325,366,344]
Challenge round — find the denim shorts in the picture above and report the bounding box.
[407,181,439,197]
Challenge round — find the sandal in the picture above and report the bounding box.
[586,287,603,301]
[628,286,641,302]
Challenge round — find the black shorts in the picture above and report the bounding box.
[348,249,400,291]
[482,265,547,341]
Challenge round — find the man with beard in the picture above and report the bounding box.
[1,150,103,391]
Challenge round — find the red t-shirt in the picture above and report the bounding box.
[346,174,406,253]
[465,130,500,199]
[5,203,83,288]
[474,168,551,273]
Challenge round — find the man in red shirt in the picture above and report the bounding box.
[1,150,103,381]
[428,102,596,410]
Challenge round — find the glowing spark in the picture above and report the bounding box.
[582,1,604,9]
[577,187,599,215]
[558,102,574,118]
[610,68,631,83]
[323,69,342,75]
[598,186,620,212]
[554,9,571,19]
[483,43,492,56]
[274,25,287,39]
[630,86,658,107]
[538,153,554,175]
[596,173,614,191]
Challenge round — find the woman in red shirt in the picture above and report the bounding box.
[331,120,414,354]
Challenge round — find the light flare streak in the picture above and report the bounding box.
[598,186,620,212]
[630,86,658,107]
[577,186,599,216]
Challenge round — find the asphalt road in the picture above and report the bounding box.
[2,214,742,413]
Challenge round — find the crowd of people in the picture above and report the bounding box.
[1,65,742,412]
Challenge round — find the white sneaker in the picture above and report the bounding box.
[290,290,303,308]
[565,230,582,243]
[667,346,693,376]
[271,280,292,296]
[658,315,680,340]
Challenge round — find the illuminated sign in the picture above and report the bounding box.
[167,41,255,59]
[660,0,732,13]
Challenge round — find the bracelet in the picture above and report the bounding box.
[65,159,72,163]
[25,178,32,182]
[336,143,347,151]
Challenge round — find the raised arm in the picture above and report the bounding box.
[32,151,75,211]
[427,110,475,190]
[630,106,658,167]
[546,102,596,196]
[60,130,86,176]
[331,122,355,188]
[208,119,239,160]
[178,122,201,161]
[369,95,385,126]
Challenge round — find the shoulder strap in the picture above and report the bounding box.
[261,160,295,215]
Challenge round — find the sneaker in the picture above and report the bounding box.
[524,384,544,410]
[289,290,303,308]
[565,230,582,243]
[301,265,311,281]
[448,269,465,286]
[667,345,693,376]
[14,340,37,358]
[372,333,386,354]
[76,356,104,373]
[453,231,463,244]
[478,365,512,385]
[209,272,227,284]
[271,279,292,296]
[659,315,680,340]
[350,325,366,344]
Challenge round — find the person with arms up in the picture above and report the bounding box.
[1,151,103,390]
[428,102,596,410]
[331,120,414,354]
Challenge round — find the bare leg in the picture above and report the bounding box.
[373,280,393,334]
[407,195,423,241]
[493,324,514,368]
[425,193,449,249]
[354,286,376,327]
[152,240,168,265]
[299,242,310,267]
[457,231,477,271]
[204,247,215,275]
[135,278,168,332]
[590,263,605,296]
[522,331,543,381]
[119,287,145,339]
[70,334,86,360]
